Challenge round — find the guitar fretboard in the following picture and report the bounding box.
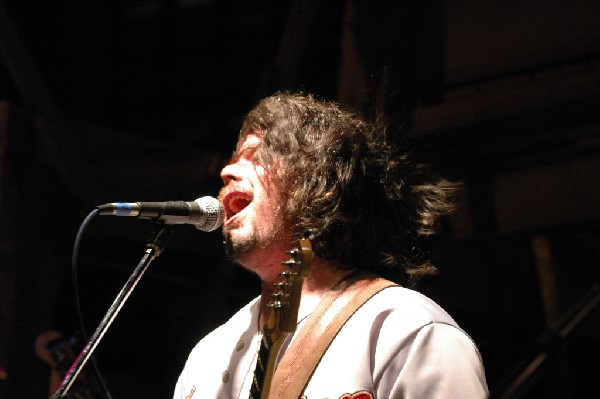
[249,330,274,399]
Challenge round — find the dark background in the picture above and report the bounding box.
[1,0,599,398]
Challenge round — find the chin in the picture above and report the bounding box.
[223,230,255,259]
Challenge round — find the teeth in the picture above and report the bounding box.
[228,193,251,215]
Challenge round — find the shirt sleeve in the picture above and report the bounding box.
[383,323,489,399]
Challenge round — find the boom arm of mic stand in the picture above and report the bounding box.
[52,224,173,399]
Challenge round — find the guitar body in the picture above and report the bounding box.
[35,330,95,399]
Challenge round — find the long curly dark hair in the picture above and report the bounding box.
[239,92,460,286]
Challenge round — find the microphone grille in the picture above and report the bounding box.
[195,196,224,232]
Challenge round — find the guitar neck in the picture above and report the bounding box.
[248,236,313,399]
[249,326,286,399]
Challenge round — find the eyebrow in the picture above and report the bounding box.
[230,141,259,163]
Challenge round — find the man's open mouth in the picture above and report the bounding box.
[223,191,253,221]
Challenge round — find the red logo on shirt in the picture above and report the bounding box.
[338,391,373,399]
[300,391,373,399]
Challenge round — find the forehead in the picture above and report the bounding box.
[236,133,262,151]
[232,133,262,159]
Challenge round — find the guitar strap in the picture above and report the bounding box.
[268,273,398,399]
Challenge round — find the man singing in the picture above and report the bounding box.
[173,93,488,398]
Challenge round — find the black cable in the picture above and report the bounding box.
[71,208,113,399]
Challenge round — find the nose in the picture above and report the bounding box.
[220,163,242,184]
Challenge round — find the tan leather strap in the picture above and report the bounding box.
[268,274,397,399]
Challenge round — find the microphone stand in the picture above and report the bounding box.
[52,223,173,399]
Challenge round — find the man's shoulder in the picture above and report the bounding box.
[341,285,480,369]
[358,285,459,329]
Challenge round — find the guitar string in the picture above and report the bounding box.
[244,309,314,399]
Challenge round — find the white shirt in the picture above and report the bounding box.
[173,286,488,399]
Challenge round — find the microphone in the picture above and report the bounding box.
[97,196,224,232]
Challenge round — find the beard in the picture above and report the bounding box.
[222,220,260,259]
[222,203,292,271]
